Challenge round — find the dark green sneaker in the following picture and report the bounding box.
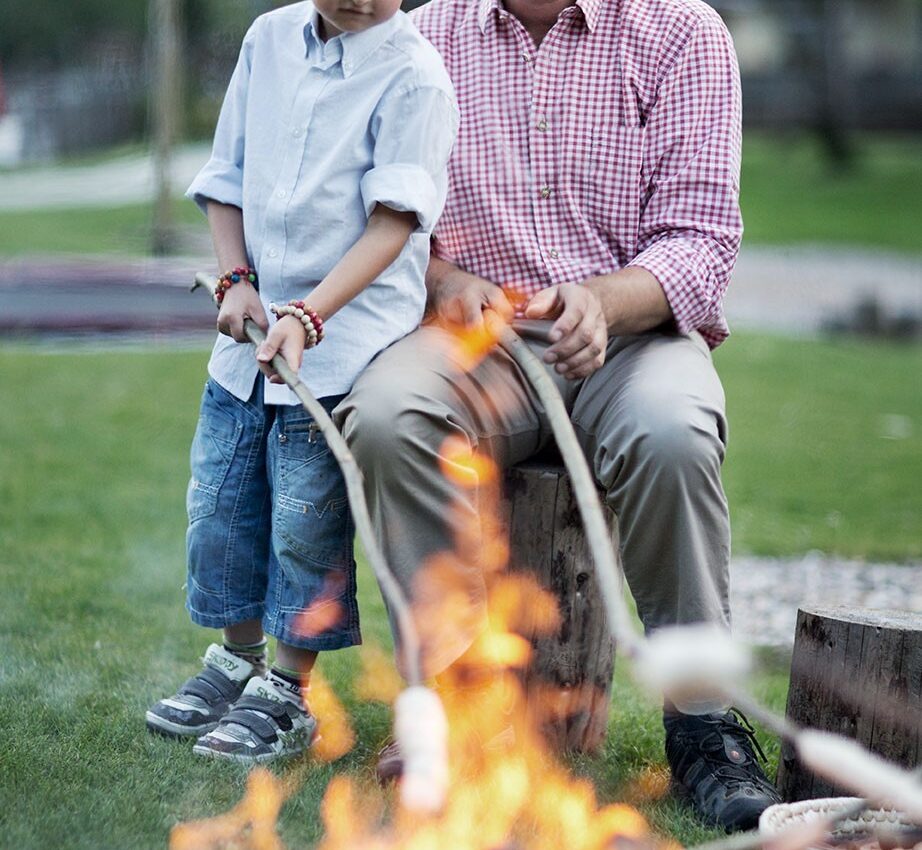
[192,675,317,764]
[665,709,781,832]
[146,643,265,738]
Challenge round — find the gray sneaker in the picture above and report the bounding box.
[192,676,318,764]
[146,643,264,738]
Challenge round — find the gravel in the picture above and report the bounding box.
[730,553,922,647]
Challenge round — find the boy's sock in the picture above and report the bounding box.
[223,637,268,668]
[265,665,308,708]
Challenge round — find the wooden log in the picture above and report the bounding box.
[501,459,619,754]
[777,606,922,801]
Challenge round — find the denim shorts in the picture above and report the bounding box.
[185,377,360,650]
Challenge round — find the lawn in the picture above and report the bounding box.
[1,132,921,256]
[1,332,918,848]
[740,133,922,252]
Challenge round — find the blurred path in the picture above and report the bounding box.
[726,246,921,335]
[0,142,918,337]
[1,246,918,339]
[0,144,210,211]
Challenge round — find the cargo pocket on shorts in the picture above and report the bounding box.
[274,420,352,568]
[186,383,244,523]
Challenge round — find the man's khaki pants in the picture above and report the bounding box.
[335,323,731,706]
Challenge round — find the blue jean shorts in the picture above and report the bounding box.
[185,377,360,650]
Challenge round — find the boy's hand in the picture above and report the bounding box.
[256,315,307,384]
[217,282,269,342]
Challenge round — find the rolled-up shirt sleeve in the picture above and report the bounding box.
[627,12,743,344]
[185,24,257,214]
[360,84,459,233]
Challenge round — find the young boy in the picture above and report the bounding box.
[145,0,458,763]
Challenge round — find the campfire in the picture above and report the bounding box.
[173,290,922,850]
[170,438,661,850]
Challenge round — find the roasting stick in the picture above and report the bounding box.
[192,273,423,686]
[506,315,922,840]
[194,273,450,813]
[499,315,642,656]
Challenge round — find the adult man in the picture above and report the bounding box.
[337,0,781,830]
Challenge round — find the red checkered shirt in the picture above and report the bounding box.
[412,0,743,347]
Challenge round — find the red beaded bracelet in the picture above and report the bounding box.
[214,266,258,306]
[269,300,325,349]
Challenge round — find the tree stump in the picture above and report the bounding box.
[777,606,922,801]
[500,459,619,754]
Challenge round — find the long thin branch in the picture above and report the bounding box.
[491,317,642,657]
[192,273,423,686]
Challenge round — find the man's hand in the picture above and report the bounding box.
[255,315,307,384]
[428,260,514,329]
[524,284,607,379]
[216,282,269,342]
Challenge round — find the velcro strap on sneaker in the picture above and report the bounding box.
[233,695,292,720]
[180,666,242,702]
[221,709,280,743]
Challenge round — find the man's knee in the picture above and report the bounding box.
[601,386,727,486]
[644,398,724,469]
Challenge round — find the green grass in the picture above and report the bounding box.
[1,132,921,256]
[715,334,922,561]
[1,331,917,848]
[0,201,205,256]
[740,133,922,252]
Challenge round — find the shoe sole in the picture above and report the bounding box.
[146,711,219,739]
[191,729,321,765]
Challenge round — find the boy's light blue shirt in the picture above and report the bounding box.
[187,2,458,403]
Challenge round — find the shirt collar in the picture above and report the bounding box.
[477,0,502,33]
[477,0,601,35]
[575,0,602,33]
[304,6,400,77]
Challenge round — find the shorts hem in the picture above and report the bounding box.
[186,601,266,630]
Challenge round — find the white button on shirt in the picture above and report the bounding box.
[187,2,458,404]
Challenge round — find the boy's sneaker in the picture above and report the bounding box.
[665,708,782,832]
[192,675,318,764]
[146,643,265,738]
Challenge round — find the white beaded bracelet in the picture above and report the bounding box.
[268,301,325,349]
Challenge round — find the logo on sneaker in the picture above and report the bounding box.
[206,649,240,673]
[254,684,285,703]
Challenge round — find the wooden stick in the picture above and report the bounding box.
[487,314,643,658]
[192,273,423,686]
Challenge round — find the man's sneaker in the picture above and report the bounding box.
[192,675,318,764]
[664,708,782,832]
[146,643,265,738]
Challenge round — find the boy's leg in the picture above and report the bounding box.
[193,395,354,762]
[147,377,273,738]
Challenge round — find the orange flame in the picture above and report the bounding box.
[173,433,656,850]
[308,668,356,762]
[355,644,404,704]
[441,317,504,373]
[169,768,287,850]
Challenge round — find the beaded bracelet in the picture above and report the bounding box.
[269,300,325,349]
[214,266,258,306]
